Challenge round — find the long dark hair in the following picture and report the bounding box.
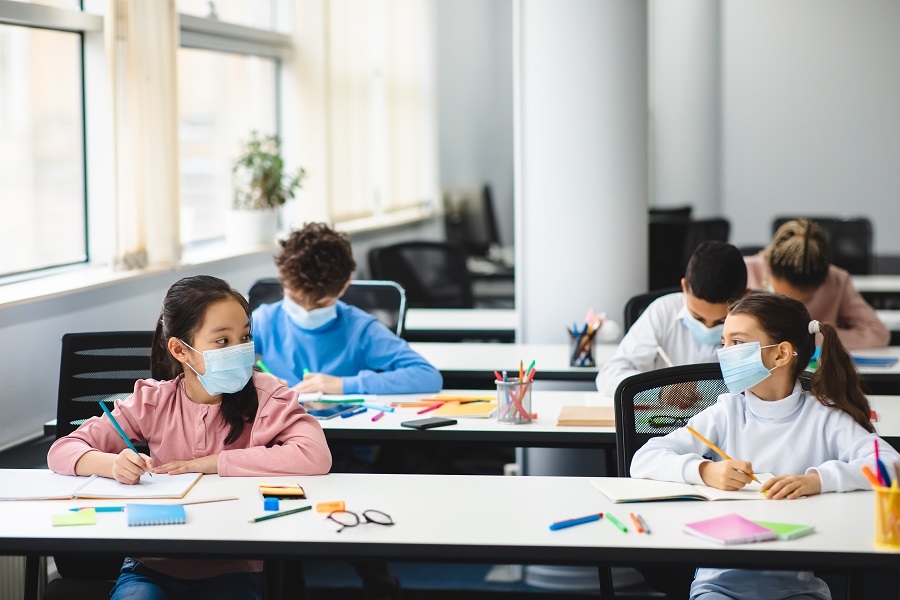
[151,275,258,445]
[728,293,873,433]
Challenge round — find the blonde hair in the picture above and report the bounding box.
[763,219,831,289]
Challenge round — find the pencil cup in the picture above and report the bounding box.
[873,485,900,549]
[496,378,533,424]
[569,332,596,367]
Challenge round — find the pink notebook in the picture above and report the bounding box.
[683,513,777,545]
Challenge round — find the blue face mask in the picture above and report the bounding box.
[182,340,255,396]
[716,341,792,394]
[283,297,338,330]
[682,315,724,347]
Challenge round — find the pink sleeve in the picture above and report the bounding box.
[835,274,890,349]
[47,379,160,475]
[743,255,769,291]
[217,378,332,476]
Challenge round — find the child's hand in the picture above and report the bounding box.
[760,473,821,500]
[698,460,754,490]
[294,373,343,394]
[154,454,219,475]
[112,449,153,485]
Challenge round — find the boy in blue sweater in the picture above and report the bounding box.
[253,222,442,395]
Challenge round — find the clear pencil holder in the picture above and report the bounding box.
[569,332,596,367]
[496,378,533,424]
[873,485,900,550]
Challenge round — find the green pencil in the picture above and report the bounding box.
[256,360,273,374]
[249,505,312,523]
[605,512,628,533]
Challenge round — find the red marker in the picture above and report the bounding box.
[416,403,443,415]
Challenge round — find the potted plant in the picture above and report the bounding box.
[226,131,306,246]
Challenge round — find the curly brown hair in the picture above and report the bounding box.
[276,223,356,302]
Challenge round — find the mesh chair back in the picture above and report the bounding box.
[56,332,154,439]
[772,216,873,275]
[341,280,407,336]
[248,278,284,312]
[368,242,474,308]
[623,287,681,333]
[614,363,727,477]
[443,185,501,257]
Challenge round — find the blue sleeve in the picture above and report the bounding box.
[342,321,443,394]
[251,306,270,359]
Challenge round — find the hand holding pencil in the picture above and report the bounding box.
[687,425,761,490]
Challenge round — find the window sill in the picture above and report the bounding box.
[0,243,278,310]
[335,205,439,236]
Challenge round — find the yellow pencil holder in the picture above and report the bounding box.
[873,485,900,550]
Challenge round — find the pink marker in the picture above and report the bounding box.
[372,411,385,422]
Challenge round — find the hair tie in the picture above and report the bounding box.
[808,320,820,334]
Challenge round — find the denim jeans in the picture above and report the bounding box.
[110,558,262,600]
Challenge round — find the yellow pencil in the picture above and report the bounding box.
[685,425,760,484]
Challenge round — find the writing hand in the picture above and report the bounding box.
[112,449,153,485]
[760,473,821,500]
[154,454,219,475]
[294,373,344,394]
[698,459,754,491]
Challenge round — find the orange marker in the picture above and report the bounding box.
[629,512,644,533]
[316,501,346,513]
[862,465,884,487]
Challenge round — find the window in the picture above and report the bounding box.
[0,22,85,277]
[177,0,275,30]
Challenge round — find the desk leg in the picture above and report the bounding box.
[597,566,614,598]
[23,555,40,600]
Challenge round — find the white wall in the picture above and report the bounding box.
[437,0,514,247]
[720,0,900,254]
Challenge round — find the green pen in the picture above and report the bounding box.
[256,360,272,374]
[605,512,628,533]
[303,368,310,376]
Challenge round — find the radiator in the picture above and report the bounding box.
[0,555,45,600]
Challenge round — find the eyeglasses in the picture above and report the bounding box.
[327,509,394,533]
[647,415,689,428]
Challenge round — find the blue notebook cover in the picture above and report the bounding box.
[126,504,186,527]
[851,355,898,367]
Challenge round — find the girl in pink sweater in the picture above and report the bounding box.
[48,275,332,600]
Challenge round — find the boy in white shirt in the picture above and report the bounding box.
[596,241,747,397]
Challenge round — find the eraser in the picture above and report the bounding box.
[264,497,280,511]
[316,501,345,513]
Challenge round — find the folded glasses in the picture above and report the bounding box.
[327,509,394,533]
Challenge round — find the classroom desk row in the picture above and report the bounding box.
[3,472,897,590]
[855,274,900,309]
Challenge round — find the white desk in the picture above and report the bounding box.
[2,472,897,574]
[853,275,900,294]
[877,310,900,346]
[403,308,516,342]
[409,342,613,386]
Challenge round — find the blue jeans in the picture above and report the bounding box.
[110,558,262,600]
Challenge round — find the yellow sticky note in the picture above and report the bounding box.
[53,508,97,527]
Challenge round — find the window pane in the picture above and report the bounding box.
[177,0,275,29]
[0,25,85,277]
[178,48,277,244]
[8,0,81,8]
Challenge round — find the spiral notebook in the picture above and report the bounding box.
[0,469,201,501]
[682,513,777,545]
[126,504,186,526]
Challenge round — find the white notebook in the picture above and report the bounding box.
[591,474,774,503]
[0,469,202,501]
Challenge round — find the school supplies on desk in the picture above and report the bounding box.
[53,508,97,527]
[686,425,761,484]
[259,483,306,499]
[591,475,774,503]
[556,406,615,427]
[249,505,311,523]
[433,402,497,418]
[682,514,777,545]
[549,513,602,531]
[851,355,899,367]
[751,521,815,540]
[0,469,201,501]
[126,504,186,526]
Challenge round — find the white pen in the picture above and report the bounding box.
[656,346,674,368]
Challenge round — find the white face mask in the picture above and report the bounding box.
[716,341,796,394]
[181,340,255,396]
[283,296,338,330]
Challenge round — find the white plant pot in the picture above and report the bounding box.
[225,208,278,248]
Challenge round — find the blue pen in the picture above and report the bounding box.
[340,406,368,418]
[69,506,125,512]
[98,401,151,476]
[360,403,395,413]
[549,513,603,531]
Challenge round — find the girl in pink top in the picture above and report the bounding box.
[48,275,332,600]
[744,219,888,349]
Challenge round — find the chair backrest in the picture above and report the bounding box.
[248,277,284,312]
[623,286,681,334]
[339,280,407,336]
[442,184,501,257]
[614,363,727,477]
[772,216,873,275]
[368,241,474,308]
[56,332,154,439]
[246,278,408,335]
[648,220,690,290]
[648,205,692,223]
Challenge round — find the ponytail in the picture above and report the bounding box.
[811,322,874,433]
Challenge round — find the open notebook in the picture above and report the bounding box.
[0,469,201,501]
[592,474,774,503]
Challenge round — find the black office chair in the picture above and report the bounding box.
[623,287,681,334]
[772,216,873,275]
[648,205,692,223]
[443,184,502,259]
[368,242,474,309]
[247,278,407,336]
[614,363,857,600]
